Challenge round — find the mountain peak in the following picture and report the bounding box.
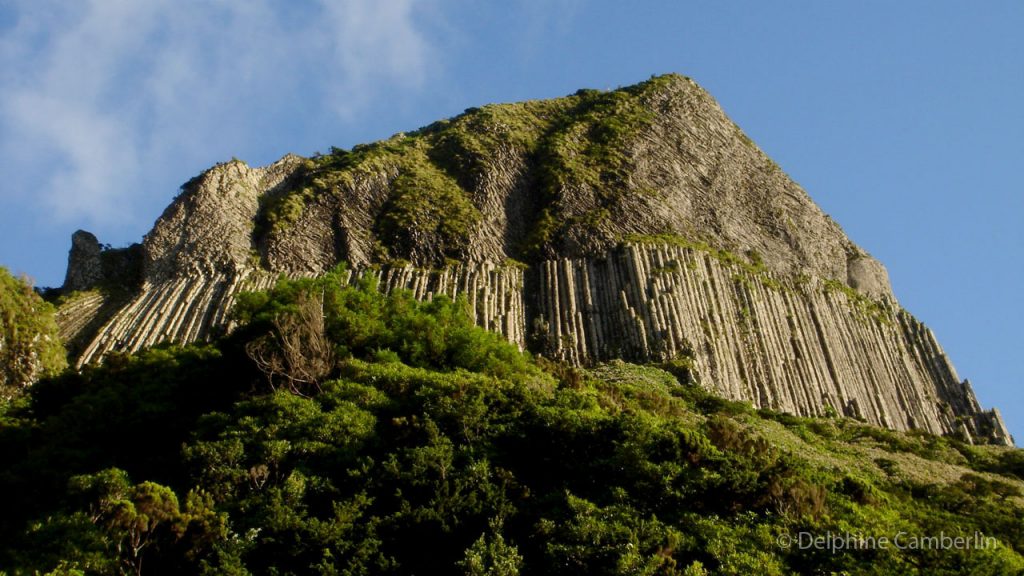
[50,75,1010,445]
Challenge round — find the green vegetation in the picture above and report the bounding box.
[427,100,567,190]
[519,79,672,255]
[822,278,892,324]
[260,184,317,232]
[258,136,481,262]
[0,267,66,401]
[374,146,481,263]
[625,234,784,291]
[534,86,656,192]
[0,266,1021,575]
[255,75,688,262]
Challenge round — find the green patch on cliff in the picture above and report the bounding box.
[535,85,656,192]
[255,157,317,235]
[624,233,785,291]
[420,76,674,258]
[259,185,316,232]
[257,138,415,235]
[429,74,677,196]
[256,135,483,264]
[427,98,570,189]
[521,78,672,255]
[0,267,67,402]
[823,278,892,325]
[256,75,688,260]
[374,145,482,262]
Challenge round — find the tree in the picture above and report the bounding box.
[458,518,523,576]
[245,288,335,395]
[70,469,189,576]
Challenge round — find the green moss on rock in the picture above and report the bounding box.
[255,75,686,261]
[375,144,481,262]
[625,233,785,291]
[823,278,892,324]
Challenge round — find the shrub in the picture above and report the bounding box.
[233,265,536,383]
[0,267,67,401]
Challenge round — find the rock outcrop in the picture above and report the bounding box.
[53,74,1011,445]
[531,242,1008,442]
[63,230,104,292]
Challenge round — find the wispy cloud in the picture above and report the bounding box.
[319,0,436,118]
[516,0,581,57]
[0,0,441,228]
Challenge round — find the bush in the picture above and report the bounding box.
[0,267,67,401]
[234,265,536,384]
[2,260,1023,574]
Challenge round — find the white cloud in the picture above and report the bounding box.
[316,0,439,118]
[5,90,139,222]
[0,0,442,228]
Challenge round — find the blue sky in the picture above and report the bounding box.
[1,1,1021,441]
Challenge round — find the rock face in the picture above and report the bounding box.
[531,242,1008,442]
[54,74,1011,445]
[65,157,304,366]
[63,230,104,292]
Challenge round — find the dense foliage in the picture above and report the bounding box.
[0,267,67,401]
[1,269,1022,575]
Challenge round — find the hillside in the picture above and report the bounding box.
[1,74,1018,573]
[49,74,1009,445]
[1,273,1021,575]
[0,267,66,400]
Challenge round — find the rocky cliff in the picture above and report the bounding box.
[53,74,1011,444]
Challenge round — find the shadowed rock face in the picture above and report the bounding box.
[63,231,103,292]
[54,74,1011,445]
